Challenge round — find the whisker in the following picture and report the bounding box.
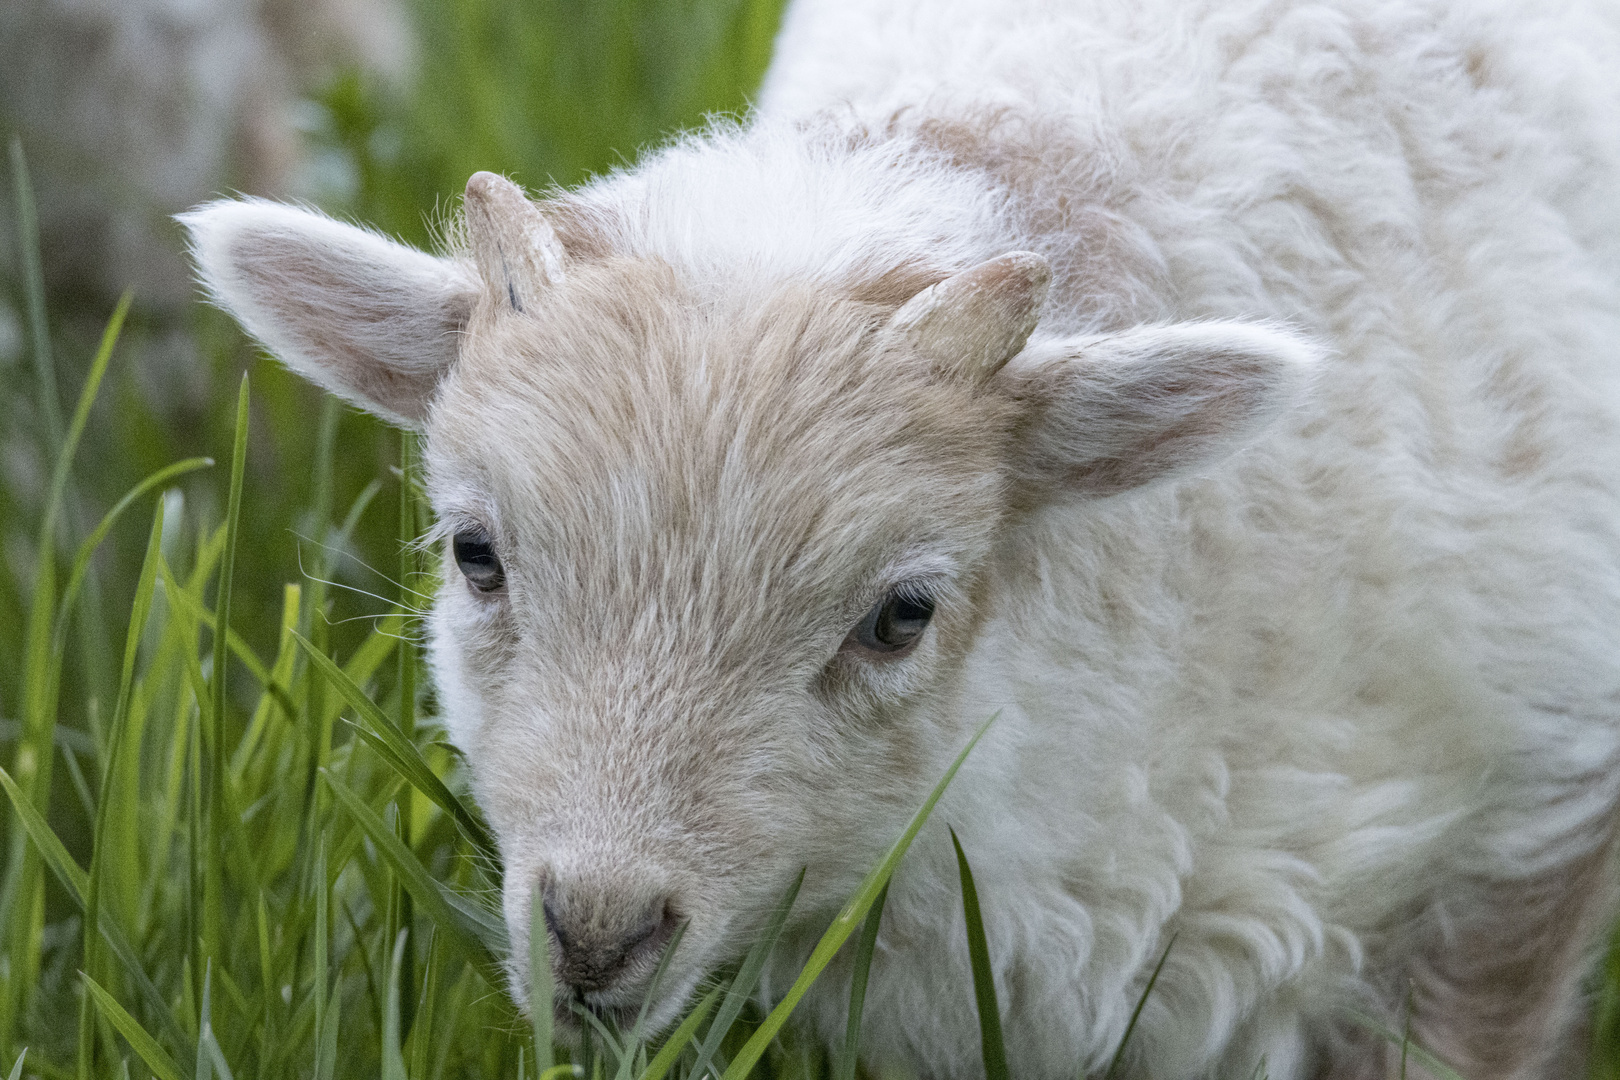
[293,545,435,616]
[291,528,439,602]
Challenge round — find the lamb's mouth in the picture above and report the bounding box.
[547,973,696,1043]
[554,995,635,1039]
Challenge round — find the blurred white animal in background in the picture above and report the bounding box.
[0,0,410,311]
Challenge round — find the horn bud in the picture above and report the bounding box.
[888,251,1051,381]
[463,171,565,312]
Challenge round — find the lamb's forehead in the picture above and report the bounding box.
[423,259,1010,573]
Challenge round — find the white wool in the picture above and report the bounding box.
[556,123,1019,297]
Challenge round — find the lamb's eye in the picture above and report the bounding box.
[849,588,935,656]
[452,529,505,593]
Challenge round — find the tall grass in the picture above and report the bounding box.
[1,1,1618,1077]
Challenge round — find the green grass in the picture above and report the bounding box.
[2,1,1620,1076]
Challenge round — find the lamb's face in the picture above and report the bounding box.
[423,258,1015,1028]
[181,170,1313,1037]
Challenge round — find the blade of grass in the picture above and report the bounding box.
[82,975,183,1080]
[950,828,1007,1080]
[322,773,507,985]
[619,921,688,1071]
[396,432,420,1042]
[312,837,331,1080]
[315,990,341,1080]
[194,965,211,1080]
[187,690,204,1018]
[256,894,274,1054]
[5,291,130,1045]
[640,986,721,1080]
[382,929,409,1080]
[194,964,236,1080]
[720,713,997,1080]
[690,868,805,1080]
[410,927,441,1080]
[1400,988,1412,1080]
[1341,1011,1467,1080]
[211,375,250,737]
[10,137,63,455]
[328,614,403,725]
[6,1048,24,1080]
[836,883,887,1080]
[0,762,190,1049]
[21,291,129,754]
[202,1032,235,1080]
[346,721,495,859]
[0,760,84,894]
[1101,934,1176,1080]
[203,376,249,970]
[293,629,497,862]
[81,500,168,1077]
[529,888,554,1073]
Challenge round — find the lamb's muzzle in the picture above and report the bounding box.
[539,877,678,998]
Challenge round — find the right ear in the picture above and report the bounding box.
[180,199,479,428]
[1000,321,1321,500]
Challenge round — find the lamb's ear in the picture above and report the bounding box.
[1002,321,1321,498]
[179,199,479,428]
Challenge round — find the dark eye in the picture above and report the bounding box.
[452,528,505,593]
[850,587,935,656]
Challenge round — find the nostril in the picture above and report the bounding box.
[540,886,681,995]
[540,894,570,952]
[622,898,669,954]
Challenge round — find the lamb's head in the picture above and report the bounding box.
[181,173,1315,1031]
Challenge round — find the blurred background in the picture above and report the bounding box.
[0,0,785,752]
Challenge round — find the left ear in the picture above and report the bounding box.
[998,321,1321,499]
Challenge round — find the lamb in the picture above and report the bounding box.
[178,0,1620,1075]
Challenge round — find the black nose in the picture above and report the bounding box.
[541,884,677,994]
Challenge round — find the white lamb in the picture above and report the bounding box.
[181,0,1620,1075]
